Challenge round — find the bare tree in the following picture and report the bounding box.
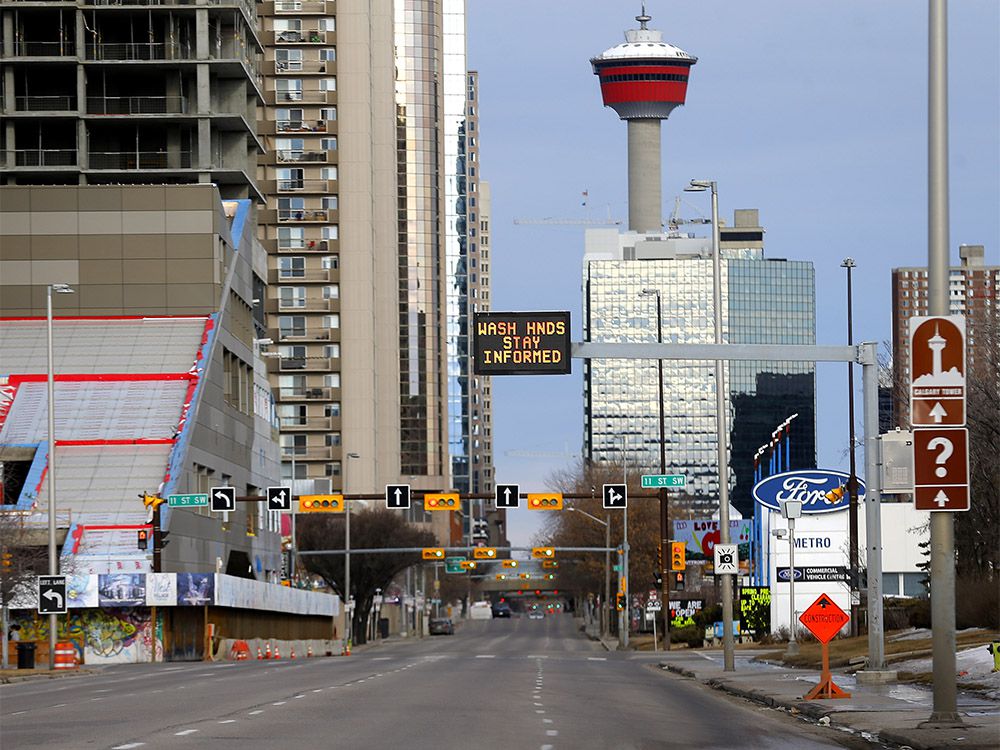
[296,508,436,645]
[0,510,49,668]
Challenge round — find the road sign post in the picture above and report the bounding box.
[602,483,627,509]
[37,575,67,615]
[267,486,292,512]
[799,593,851,700]
[210,487,236,513]
[640,474,686,489]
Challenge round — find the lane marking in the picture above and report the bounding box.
[11,711,27,716]
[273,701,286,706]
[535,709,545,714]
[294,694,305,699]
[93,688,113,693]
[174,729,199,736]
[249,710,264,715]
[312,689,323,693]
[546,730,559,737]
[218,720,236,724]
[52,703,66,708]
[373,657,391,661]
[111,744,146,749]
[534,702,543,706]
[696,652,717,662]
[163,667,185,672]
[587,657,606,661]
[541,745,554,750]
[475,654,496,659]
[543,718,553,724]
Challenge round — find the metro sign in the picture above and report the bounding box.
[913,427,970,512]
[909,315,965,427]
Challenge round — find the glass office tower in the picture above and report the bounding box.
[583,210,816,517]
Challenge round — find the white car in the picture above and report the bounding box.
[527,609,544,620]
[469,601,493,620]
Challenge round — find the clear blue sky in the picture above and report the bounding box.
[467,1,999,546]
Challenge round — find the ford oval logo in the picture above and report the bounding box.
[752,470,863,514]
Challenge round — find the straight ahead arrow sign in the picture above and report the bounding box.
[930,402,947,423]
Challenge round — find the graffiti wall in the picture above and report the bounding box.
[10,608,163,665]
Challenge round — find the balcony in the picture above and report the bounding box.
[14,149,77,167]
[271,89,334,105]
[279,386,332,401]
[89,150,192,169]
[271,178,335,194]
[279,415,333,431]
[275,238,329,253]
[274,119,329,134]
[275,149,330,164]
[15,95,76,112]
[273,60,330,75]
[272,0,331,14]
[86,95,189,115]
[281,447,334,461]
[85,42,191,61]
[274,29,330,45]
[273,268,332,283]
[276,356,333,372]
[12,41,76,57]
[277,298,332,313]
[278,208,330,223]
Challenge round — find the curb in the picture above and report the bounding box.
[1,669,93,684]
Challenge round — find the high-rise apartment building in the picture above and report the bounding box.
[890,244,998,423]
[257,0,493,523]
[0,0,262,199]
[583,210,817,517]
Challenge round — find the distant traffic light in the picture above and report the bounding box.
[473,548,497,560]
[670,541,686,571]
[519,572,531,580]
[421,548,445,560]
[541,560,558,569]
[460,561,478,571]
[1,548,13,570]
[299,495,345,513]
[501,559,518,569]
[673,571,686,590]
[653,570,663,587]
[616,593,626,611]
[137,529,150,550]
[531,547,555,559]
[423,493,459,511]
[527,493,563,510]
[495,574,506,581]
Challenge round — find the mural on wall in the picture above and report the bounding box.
[98,574,146,607]
[177,573,214,606]
[146,573,177,606]
[8,608,161,664]
[67,574,98,607]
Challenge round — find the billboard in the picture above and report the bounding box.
[472,311,571,375]
[672,519,752,573]
[752,469,864,514]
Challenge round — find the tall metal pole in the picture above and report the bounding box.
[46,285,58,671]
[622,451,630,651]
[604,515,611,641]
[290,452,297,583]
[861,344,885,670]
[925,0,961,726]
[344,463,352,645]
[843,258,860,637]
[707,183,735,672]
[787,517,798,655]
[654,293,669,649]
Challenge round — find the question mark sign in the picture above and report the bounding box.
[927,437,953,478]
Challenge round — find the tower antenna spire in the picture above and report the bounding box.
[636,3,651,29]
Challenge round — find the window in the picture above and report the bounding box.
[322,255,339,270]
[320,48,337,61]
[277,226,304,248]
[325,402,341,417]
[321,137,338,151]
[278,315,306,338]
[279,256,305,278]
[319,78,337,92]
[275,49,303,71]
[320,166,338,180]
[319,17,335,31]
[324,433,341,447]
[320,107,337,121]
[323,284,339,299]
[280,287,306,308]
[324,344,340,358]
[324,373,341,388]
[322,196,338,210]
[322,225,339,240]
[323,314,340,329]
[222,348,253,414]
[277,167,304,190]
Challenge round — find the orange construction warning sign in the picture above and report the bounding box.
[799,593,849,644]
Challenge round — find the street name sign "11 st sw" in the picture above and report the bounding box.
[640,474,686,489]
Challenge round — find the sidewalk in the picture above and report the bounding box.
[657,651,999,750]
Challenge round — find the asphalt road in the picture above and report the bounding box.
[1,614,853,750]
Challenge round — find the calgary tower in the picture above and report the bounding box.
[591,6,697,232]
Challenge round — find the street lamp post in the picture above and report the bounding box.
[568,506,611,641]
[46,283,73,670]
[781,499,803,656]
[344,452,360,646]
[685,179,735,672]
[842,258,861,637]
[641,288,669,650]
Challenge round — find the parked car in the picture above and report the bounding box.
[491,601,512,618]
[429,618,454,635]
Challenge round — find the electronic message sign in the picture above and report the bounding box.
[473,311,571,375]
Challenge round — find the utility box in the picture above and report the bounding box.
[880,429,915,494]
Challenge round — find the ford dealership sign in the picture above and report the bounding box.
[752,470,863,514]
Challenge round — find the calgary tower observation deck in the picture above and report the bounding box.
[591,7,697,233]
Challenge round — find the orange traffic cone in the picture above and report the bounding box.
[274,644,281,660]
[290,646,296,660]
[257,646,264,660]
[307,644,313,658]
[264,642,272,660]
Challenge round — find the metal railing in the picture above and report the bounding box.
[274,60,327,74]
[14,41,76,56]
[275,30,327,44]
[276,238,329,252]
[89,150,193,169]
[281,447,334,461]
[278,298,331,313]
[278,269,331,282]
[86,42,189,61]
[278,386,332,400]
[276,178,335,192]
[86,95,188,115]
[276,119,328,133]
[279,415,333,430]
[81,0,257,23]
[275,89,331,104]
[275,149,328,163]
[274,0,328,13]
[14,149,77,167]
[277,356,333,372]
[278,208,329,222]
[15,95,76,112]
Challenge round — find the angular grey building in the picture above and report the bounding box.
[583,210,817,517]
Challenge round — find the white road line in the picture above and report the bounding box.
[273,701,286,706]
[218,720,236,724]
[90,697,104,702]
[249,710,264,715]
[312,689,323,693]
[535,710,545,714]
[174,729,199,736]
[534,702,543,707]
[372,657,391,661]
[546,730,559,737]
[93,688,113,693]
[52,703,66,708]
[294,694,305,698]
[111,743,146,749]
[163,667,185,672]
[696,652,717,662]
[11,711,27,716]
[541,745,554,750]
[475,654,496,659]
[587,657,607,661]
[543,718,553,724]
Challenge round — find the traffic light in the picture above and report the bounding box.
[531,547,555,559]
[1,548,12,570]
[157,530,171,550]
[421,548,445,560]
[527,493,563,510]
[535,589,541,596]
[423,493,459,511]
[137,529,150,550]
[460,561,478,571]
[501,559,518,569]
[495,574,506,581]
[545,574,555,580]
[541,560,558,569]
[299,495,345,513]
[473,547,497,560]
[519,572,531,580]
[673,571,686,590]
[653,570,663,587]
[670,541,686,571]
[140,493,166,510]
[657,543,662,567]
[616,593,626,611]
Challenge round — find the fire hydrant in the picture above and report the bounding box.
[987,642,1000,673]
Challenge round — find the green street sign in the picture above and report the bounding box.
[612,564,621,573]
[641,474,687,489]
[168,493,209,508]
[444,556,466,574]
